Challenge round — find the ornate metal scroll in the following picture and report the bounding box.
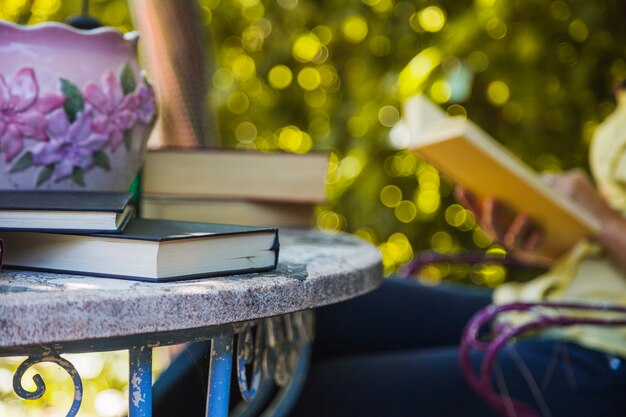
[12,353,83,417]
[236,310,315,403]
[237,323,264,402]
[293,309,315,344]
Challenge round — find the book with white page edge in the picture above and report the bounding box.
[410,115,600,259]
[0,218,279,282]
[0,191,134,233]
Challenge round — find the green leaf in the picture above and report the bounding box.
[123,130,132,151]
[60,78,84,123]
[72,167,85,187]
[93,151,111,171]
[120,63,137,95]
[10,152,33,173]
[36,164,54,187]
[141,72,153,88]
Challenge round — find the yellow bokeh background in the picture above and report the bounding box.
[2,0,626,414]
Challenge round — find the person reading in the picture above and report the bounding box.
[287,91,626,417]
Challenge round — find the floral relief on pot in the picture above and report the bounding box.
[0,21,156,190]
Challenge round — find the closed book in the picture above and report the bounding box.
[141,148,329,203]
[0,218,279,282]
[411,116,601,259]
[0,191,134,233]
[140,196,315,228]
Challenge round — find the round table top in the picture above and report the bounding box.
[0,229,383,353]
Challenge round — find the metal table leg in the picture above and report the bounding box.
[206,335,234,417]
[129,346,153,417]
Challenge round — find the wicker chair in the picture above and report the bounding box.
[399,250,626,417]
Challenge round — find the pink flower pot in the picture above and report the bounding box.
[0,21,156,190]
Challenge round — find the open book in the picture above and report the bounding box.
[408,106,600,259]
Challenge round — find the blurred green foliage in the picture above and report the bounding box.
[2,0,626,414]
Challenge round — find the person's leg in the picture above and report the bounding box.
[313,277,492,359]
[290,339,626,417]
[290,345,498,417]
[286,278,496,417]
[482,339,626,417]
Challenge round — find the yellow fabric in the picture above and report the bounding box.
[493,96,626,357]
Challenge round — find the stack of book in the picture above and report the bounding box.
[140,149,329,228]
[0,191,279,282]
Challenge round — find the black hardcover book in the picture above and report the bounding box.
[0,191,134,233]
[0,218,279,282]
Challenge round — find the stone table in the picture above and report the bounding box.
[0,229,383,417]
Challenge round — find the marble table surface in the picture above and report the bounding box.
[0,229,383,353]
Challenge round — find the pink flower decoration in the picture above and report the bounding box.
[31,107,108,182]
[0,68,65,162]
[83,72,139,151]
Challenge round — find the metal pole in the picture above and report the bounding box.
[206,335,234,417]
[129,346,153,417]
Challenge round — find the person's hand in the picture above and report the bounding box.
[547,168,614,225]
[553,169,626,270]
[546,169,626,269]
[454,188,544,258]
[455,169,620,264]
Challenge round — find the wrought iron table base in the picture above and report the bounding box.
[10,311,314,417]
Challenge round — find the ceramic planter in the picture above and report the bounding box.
[0,21,156,190]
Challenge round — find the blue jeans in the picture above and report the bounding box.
[288,279,626,417]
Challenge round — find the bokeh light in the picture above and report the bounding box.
[369,35,391,56]
[212,68,235,90]
[231,54,256,80]
[486,80,510,106]
[268,65,293,89]
[297,67,322,91]
[550,1,570,21]
[342,15,368,43]
[418,6,446,33]
[378,105,400,127]
[430,79,452,103]
[380,185,402,207]
[277,125,312,153]
[485,18,507,40]
[227,91,250,114]
[293,33,322,62]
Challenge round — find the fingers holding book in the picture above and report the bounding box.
[456,167,617,266]
[455,186,547,264]
[414,117,600,259]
